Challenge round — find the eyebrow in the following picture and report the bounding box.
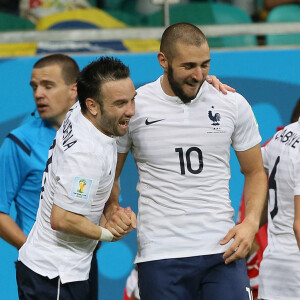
[202,59,211,65]
[113,92,137,104]
[29,79,55,87]
[181,59,211,66]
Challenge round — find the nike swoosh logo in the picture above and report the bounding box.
[145,118,164,125]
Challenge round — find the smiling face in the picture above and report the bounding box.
[94,77,136,137]
[159,41,211,103]
[30,64,77,129]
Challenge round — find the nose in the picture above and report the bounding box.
[34,86,44,100]
[126,100,135,117]
[191,67,203,81]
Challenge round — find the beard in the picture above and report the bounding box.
[99,109,121,137]
[167,65,204,104]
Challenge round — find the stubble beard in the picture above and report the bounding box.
[167,66,203,104]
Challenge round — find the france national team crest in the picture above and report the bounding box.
[208,106,221,126]
[70,177,92,200]
[207,106,223,132]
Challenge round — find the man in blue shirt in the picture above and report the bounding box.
[0,53,78,248]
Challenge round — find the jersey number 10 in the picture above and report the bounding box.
[175,147,203,175]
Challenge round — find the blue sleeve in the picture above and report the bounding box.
[0,136,30,214]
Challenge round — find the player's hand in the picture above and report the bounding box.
[206,75,236,95]
[220,218,258,264]
[105,206,136,241]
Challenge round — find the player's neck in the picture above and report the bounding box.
[160,75,176,97]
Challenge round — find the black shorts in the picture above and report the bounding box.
[16,261,91,300]
[138,253,253,300]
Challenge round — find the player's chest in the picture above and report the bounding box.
[130,103,235,150]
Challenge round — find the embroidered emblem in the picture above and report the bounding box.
[70,177,92,200]
[208,106,221,126]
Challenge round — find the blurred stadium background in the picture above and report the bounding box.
[0,0,299,299]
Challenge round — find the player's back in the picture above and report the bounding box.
[262,119,300,252]
[259,118,300,300]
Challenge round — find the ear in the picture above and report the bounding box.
[157,52,168,72]
[85,98,99,116]
[70,83,77,101]
[71,82,77,94]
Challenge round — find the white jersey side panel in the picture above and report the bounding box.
[259,118,300,300]
[19,103,117,283]
[118,78,261,263]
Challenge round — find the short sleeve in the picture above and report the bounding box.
[232,94,262,151]
[0,136,29,214]
[53,151,103,216]
[117,131,132,153]
[261,144,270,171]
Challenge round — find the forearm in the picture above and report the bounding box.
[0,212,27,249]
[51,204,103,240]
[103,179,121,221]
[294,221,300,250]
[260,194,268,228]
[221,169,267,264]
[243,170,268,230]
[222,146,268,264]
[104,152,128,221]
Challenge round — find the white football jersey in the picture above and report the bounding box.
[118,77,261,263]
[19,103,117,283]
[259,118,300,300]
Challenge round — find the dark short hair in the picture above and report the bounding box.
[33,54,79,85]
[160,22,208,61]
[76,56,130,112]
[291,98,300,123]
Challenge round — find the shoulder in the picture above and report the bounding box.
[289,119,300,132]
[11,118,55,140]
[58,112,116,156]
[203,84,251,122]
[274,121,300,139]
[136,78,160,99]
[203,81,245,106]
[137,78,159,91]
[134,78,165,115]
[7,119,55,153]
[11,118,42,137]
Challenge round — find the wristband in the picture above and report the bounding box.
[99,227,114,242]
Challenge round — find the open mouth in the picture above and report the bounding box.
[186,81,199,88]
[118,119,130,128]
